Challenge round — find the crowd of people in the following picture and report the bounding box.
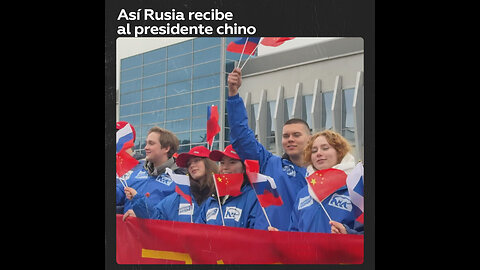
[116,67,364,234]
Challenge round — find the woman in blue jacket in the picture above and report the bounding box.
[196,145,260,228]
[285,130,364,234]
[125,146,218,223]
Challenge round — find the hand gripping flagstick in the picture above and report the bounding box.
[211,173,225,226]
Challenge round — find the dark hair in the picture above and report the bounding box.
[189,158,218,205]
[284,118,311,134]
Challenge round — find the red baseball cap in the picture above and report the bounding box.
[116,121,136,142]
[209,144,241,161]
[176,146,211,168]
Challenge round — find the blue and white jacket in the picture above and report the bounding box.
[226,94,307,231]
[288,154,364,234]
[131,190,205,223]
[115,158,186,214]
[197,184,260,228]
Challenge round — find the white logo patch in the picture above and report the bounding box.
[178,203,194,215]
[206,207,219,221]
[328,193,352,212]
[156,174,173,186]
[224,207,242,222]
[298,195,313,210]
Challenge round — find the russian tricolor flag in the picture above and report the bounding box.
[166,168,192,205]
[206,105,220,146]
[244,159,283,207]
[226,37,261,55]
[116,124,135,154]
[346,162,364,223]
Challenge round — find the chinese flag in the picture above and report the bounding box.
[306,168,347,202]
[206,105,220,146]
[116,148,139,177]
[260,37,295,47]
[214,173,244,197]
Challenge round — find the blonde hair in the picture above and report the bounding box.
[148,127,179,158]
[303,130,351,166]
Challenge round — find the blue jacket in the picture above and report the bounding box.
[115,159,184,214]
[226,94,307,231]
[288,185,364,234]
[197,184,260,228]
[131,190,204,223]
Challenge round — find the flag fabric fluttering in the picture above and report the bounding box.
[166,168,192,205]
[306,168,348,202]
[116,150,139,178]
[116,123,135,154]
[260,37,295,47]
[116,123,138,177]
[214,173,244,197]
[346,162,364,223]
[244,159,283,207]
[206,105,220,146]
[226,37,261,55]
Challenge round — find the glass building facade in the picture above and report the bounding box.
[119,37,252,158]
[118,37,364,161]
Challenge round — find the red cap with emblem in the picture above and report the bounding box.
[175,146,211,168]
[209,144,241,161]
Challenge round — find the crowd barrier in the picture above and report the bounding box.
[116,214,363,264]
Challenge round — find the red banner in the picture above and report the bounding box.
[116,214,363,264]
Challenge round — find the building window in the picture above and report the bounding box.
[266,101,276,151]
[323,91,333,130]
[342,88,355,144]
[119,38,229,157]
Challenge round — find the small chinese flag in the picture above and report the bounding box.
[214,173,244,197]
[306,168,347,202]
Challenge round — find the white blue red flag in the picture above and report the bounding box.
[166,168,192,205]
[226,37,261,55]
[116,124,135,154]
[206,105,220,146]
[346,162,364,223]
[244,159,283,207]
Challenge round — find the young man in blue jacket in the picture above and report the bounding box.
[226,68,311,231]
[118,126,187,220]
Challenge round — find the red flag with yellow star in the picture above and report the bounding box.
[214,173,244,197]
[306,168,348,202]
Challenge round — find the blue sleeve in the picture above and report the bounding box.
[116,182,126,205]
[131,194,164,220]
[343,221,364,235]
[226,94,272,171]
[195,200,207,224]
[287,200,300,232]
[246,194,260,229]
[253,205,268,230]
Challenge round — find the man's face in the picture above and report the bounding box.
[281,123,310,159]
[144,132,169,165]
